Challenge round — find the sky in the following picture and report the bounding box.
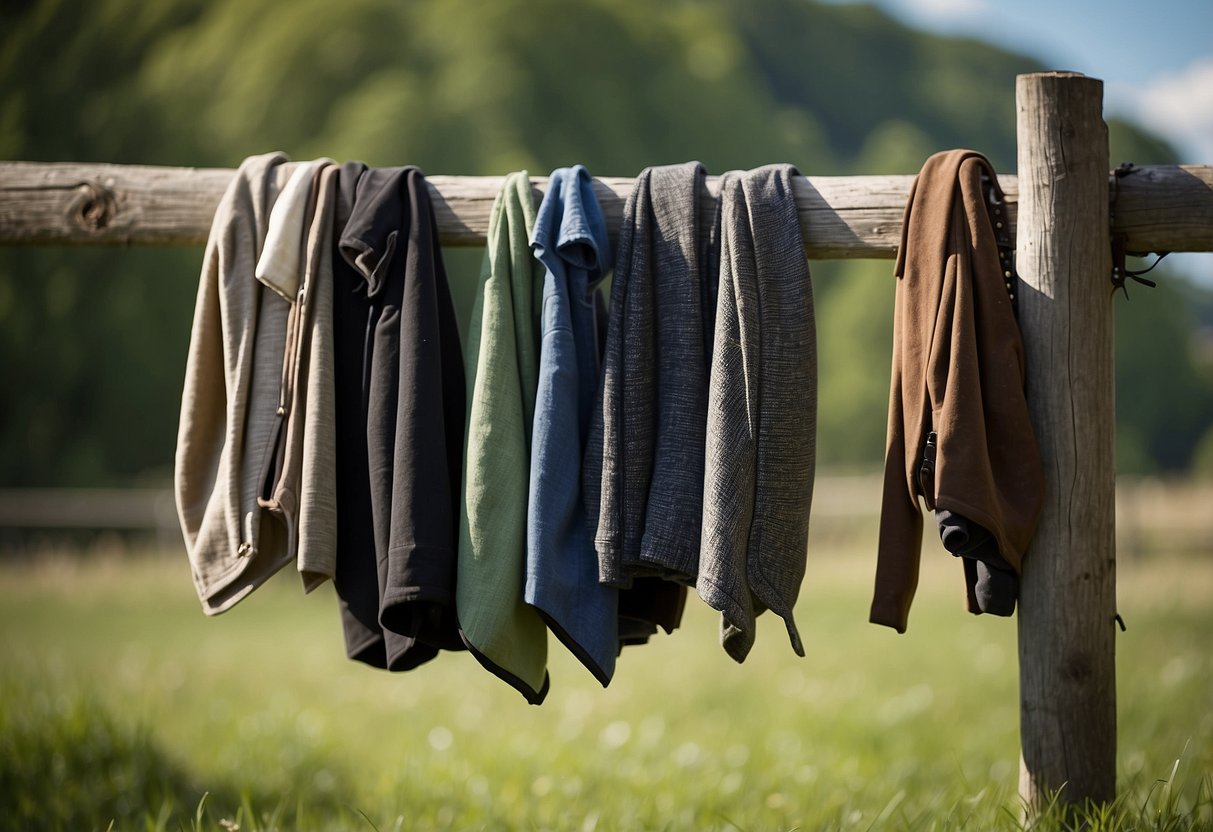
[827,0,1213,283]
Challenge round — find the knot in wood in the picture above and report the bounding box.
[71,181,118,233]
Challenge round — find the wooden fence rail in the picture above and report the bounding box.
[2,161,1212,255]
[3,72,1213,816]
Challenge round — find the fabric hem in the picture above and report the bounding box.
[197,549,295,616]
[533,606,612,688]
[459,631,550,705]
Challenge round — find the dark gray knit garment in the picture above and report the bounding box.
[584,161,716,589]
[698,165,816,663]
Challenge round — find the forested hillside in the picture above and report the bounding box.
[2,0,1210,485]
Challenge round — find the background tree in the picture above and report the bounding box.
[1,0,1209,485]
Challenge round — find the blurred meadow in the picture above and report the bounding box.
[1,504,1211,831]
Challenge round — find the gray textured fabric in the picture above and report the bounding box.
[698,164,816,663]
[585,162,715,591]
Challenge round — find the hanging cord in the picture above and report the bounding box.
[1110,162,1170,299]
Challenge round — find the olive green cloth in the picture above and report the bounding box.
[457,172,550,704]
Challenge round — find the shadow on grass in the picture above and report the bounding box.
[0,687,354,832]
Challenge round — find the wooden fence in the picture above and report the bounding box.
[2,71,1212,814]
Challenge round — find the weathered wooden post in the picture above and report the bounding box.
[1015,72,1117,809]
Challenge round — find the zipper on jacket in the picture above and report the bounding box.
[918,431,938,509]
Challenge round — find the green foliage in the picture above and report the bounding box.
[727,0,1040,171]
[1193,429,1213,480]
[1114,277,1213,474]
[814,260,895,468]
[0,0,208,165]
[1,0,1211,484]
[0,247,198,486]
[1109,117,1182,168]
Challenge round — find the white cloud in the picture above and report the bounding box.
[897,0,991,21]
[1107,57,1213,287]
[1108,55,1213,165]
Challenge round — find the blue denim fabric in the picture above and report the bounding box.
[526,166,619,686]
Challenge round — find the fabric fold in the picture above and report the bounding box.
[699,164,816,663]
[526,165,619,687]
[458,171,550,704]
[175,151,293,615]
[583,161,713,633]
[871,149,1045,633]
[330,160,384,666]
[333,165,465,671]
[253,160,340,592]
[255,158,333,302]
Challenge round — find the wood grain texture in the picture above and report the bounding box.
[1015,72,1118,810]
[3,161,1209,256]
[0,163,919,256]
[1111,163,1213,254]
[0,163,235,246]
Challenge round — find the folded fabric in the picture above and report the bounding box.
[699,164,816,662]
[935,510,1017,616]
[871,149,1045,632]
[526,165,619,687]
[333,165,465,671]
[458,171,550,704]
[175,151,293,614]
[255,158,332,302]
[329,160,385,666]
[254,161,339,592]
[584,161,712,641]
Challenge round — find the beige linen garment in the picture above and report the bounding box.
[255,158,332,302]
[176,151,296,614]
[257,161,340,592]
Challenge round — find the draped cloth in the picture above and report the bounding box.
[176,152,293,614]
[458,171,551,704]
[525,166,620,686]
[333,166,466,670]
[871,149,1044,633]
[699,164,817,663]
[583,161,715,633]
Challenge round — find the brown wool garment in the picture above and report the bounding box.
[871,149,1045,633]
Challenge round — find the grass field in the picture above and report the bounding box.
[1,525,1210,831]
